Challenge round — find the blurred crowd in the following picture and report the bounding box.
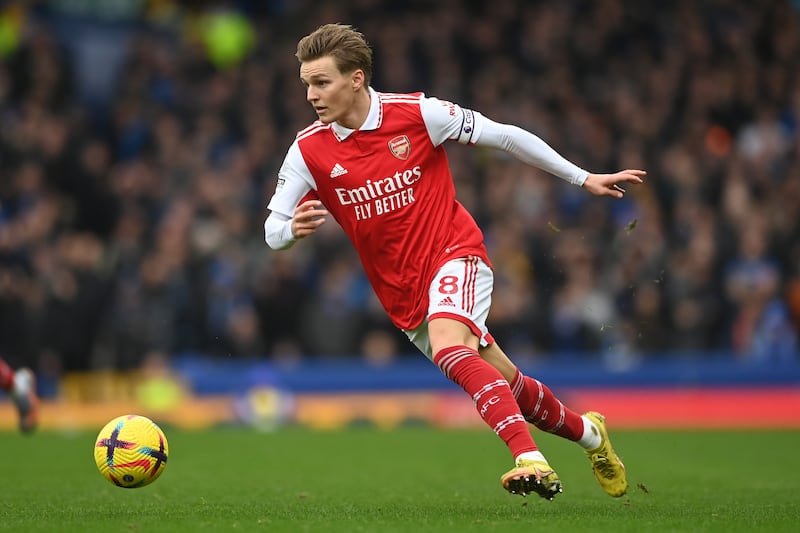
[0,0,798,380]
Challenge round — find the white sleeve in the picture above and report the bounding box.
[473,116,589,186]
[419,96,484,147]
[264,211,296,250]
[267,140,315,216]
[264,140,315,249]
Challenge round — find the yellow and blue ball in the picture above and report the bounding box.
[93,414,169,488]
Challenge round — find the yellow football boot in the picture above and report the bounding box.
[500,459,562,500]
[583,411,627,497]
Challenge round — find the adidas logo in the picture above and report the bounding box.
[438,296,456,307]
[330,163,348,178]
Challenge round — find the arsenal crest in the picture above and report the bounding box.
[388,135,411,160]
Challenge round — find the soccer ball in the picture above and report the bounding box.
[93,414,169,488]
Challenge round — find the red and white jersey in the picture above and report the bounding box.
[267,88,492,330]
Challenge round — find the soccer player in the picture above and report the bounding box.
[0,357,38,433]
[265,23,643,500]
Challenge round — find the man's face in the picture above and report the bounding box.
[300,56,358,124]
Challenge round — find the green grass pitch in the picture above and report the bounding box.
[0,426,797,532]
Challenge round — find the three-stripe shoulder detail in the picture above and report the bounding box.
[379,92,423,105]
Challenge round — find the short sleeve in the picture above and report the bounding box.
[419,96,484,147]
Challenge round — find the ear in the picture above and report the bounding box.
[351,69,365,90]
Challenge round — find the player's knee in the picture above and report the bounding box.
[428,317,478,354]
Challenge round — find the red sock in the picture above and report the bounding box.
[0,359,14,391]
[509,368,584,441]
[434,346,537,459]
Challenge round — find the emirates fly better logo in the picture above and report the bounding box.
[334,165,422,220]
[388,135,411,160]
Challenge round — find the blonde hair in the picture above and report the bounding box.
[296,23,373,86]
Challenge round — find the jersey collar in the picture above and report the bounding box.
[331,87,381,141]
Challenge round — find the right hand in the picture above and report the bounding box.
[292,200,328,239]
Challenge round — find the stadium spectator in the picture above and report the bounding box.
[0,0,797,379]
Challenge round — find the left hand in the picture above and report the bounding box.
[582,169,646,198]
